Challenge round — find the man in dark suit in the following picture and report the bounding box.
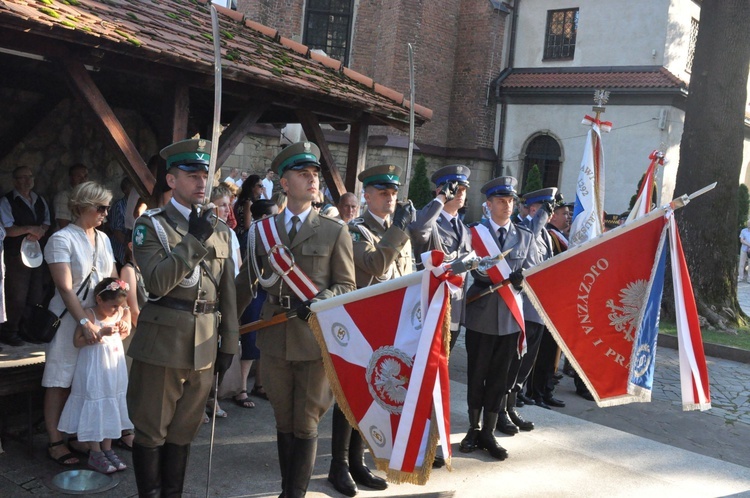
[460,176,536,461]
[236,141,356,498]
[128,138,238,497]
[409,164,472,351]
[327,164,414,496]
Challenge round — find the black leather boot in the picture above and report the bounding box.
[286,436,318,498]
[161,443,190,498]
[495,394,519,435]
[507,392,534,431]
[459,408,482,453]
[477,412,508,461]
[277,432,295,497]
[328,405,357,496]
[132,443,162,498]
[349,429,387,490]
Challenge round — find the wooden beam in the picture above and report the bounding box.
[172,84,190,142]
[296,110,346,202]
[345,121,369,195]
[60,60,155,198]
[216,103,269,168]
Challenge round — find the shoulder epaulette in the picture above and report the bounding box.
[142,207,165,218]
[320,213,345,225]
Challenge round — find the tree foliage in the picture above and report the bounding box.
[523,164,542,194]
[408,156,433,209]
[672,0,750,329]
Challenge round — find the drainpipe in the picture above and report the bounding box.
[494,0,520,177]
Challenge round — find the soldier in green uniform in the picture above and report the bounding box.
[128,138,238,497]
[327,164,415,496]
[236,142,356,498]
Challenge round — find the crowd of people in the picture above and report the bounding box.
[0,136,603,497]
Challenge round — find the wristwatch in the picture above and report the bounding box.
[79,318,90,327]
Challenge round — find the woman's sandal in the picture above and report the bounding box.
[67,436,89,456]
[115,431,134,451]
[47,440,79,466]
[206,398,228,418]
[250,385,269,400]
[233,390,255,409]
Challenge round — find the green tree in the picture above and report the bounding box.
[672,0,750,328]
[628,173,658,210]
[523,164,542,194]
[408,156,433,209]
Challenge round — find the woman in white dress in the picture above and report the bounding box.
[43,181,122,466]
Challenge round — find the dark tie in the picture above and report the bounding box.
[383,219,389,230]
[498,227,506,248]
[450,217,460,237]
[289,215,299,242]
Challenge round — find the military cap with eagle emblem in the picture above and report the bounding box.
[271,141,322,176]
[522,187,558,206]
[358,164,403,190]
[480,176,518,197]
[431,164,471,188]
[160,138,212,172]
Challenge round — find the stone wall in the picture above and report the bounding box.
[0,98,158,209]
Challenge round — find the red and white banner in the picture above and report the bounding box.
[626,150,665,224]
[257,217,319,300]
[309,251,462,484]
[470,223,526,355]
[668,214,711,410]
[524,210,669,406]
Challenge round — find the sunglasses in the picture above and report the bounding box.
[96,205,110,214]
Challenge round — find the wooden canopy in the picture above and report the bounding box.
[0,0,432,200]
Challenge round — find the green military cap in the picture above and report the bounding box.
[358,164,402,190]
[481,176,518,197]
[522,187,558,206]
[272,141,321,176]
[431,164,471,188]
[160,138,211,172]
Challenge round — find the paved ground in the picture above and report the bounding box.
[2,287,750,496]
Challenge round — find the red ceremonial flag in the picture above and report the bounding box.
[523,211,669,406]
[309,252,461,484]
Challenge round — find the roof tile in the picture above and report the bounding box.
[499,67,686,90]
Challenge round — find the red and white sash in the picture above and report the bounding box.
[470,224,526,355]
[258,216,319,301]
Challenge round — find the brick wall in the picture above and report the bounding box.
[448,1,507,149]
[239,0,304,40]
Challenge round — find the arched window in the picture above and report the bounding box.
[522,135,562,191]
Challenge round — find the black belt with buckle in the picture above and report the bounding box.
[151,296,219,314]
[266,294,302,310]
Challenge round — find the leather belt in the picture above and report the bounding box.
[266,294,302,310]
[151,296,219,314]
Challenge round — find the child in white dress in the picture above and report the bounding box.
[58,278,133,474]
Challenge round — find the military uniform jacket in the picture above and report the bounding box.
[349,210,412,289]
[409,198,471,328]
[236,209,356,362]
[465,219,536,336]
[129,202,239,371]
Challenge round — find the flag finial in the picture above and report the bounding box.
[593,89,610,117]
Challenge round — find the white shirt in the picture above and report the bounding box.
[488,218,512,241]
[262,177,274,200]
[170,197,192,221]
[284,206,313,234]
[368,212,389,230]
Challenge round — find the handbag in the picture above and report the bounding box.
[23,273,94,343]
[22,233,99,343]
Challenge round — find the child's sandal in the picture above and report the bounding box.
[104,449,127,471]
[88,451,116,474]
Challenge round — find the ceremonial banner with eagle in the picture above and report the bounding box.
[523,209,669,406]
[309,251,462,484]
[523,205,711,410]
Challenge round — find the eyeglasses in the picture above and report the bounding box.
[96,205,110,214]
[14,174,34,180]
[312,202,324,209]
